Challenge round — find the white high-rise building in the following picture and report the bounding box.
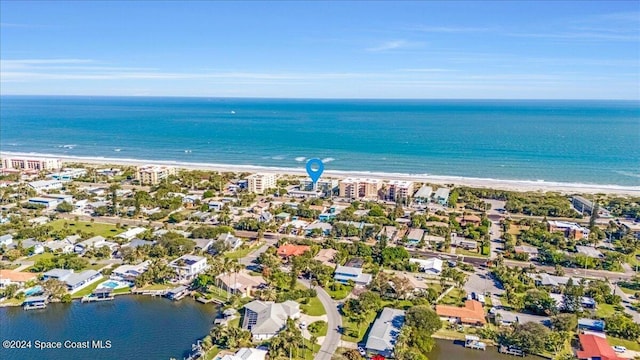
[1,157,62,171]
[246,173,277,194]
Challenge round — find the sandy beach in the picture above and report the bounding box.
[3,151,639,196]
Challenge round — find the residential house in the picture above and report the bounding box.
[116,227,147,241]
[456,214,482,226]
[547,220,590,240]
[0,234,14,247]
[529,273,574,289]
[192,238,214,252]
[364,308,405,358]
[169,254,208,281]
[126,238,155,248]
[436,300,486,326]
[409,258,443,275]
[334,265,372,286]
[413,186,433,203]
[216,270,267,297]
[276,244,311,259]
[110,261,151,282]
[433,188,450,206]
[313,248,337,267]
[28,180,63,193]
[0,270,37,288]
[495,310,519,326]
[514,245,539,260]
[550,293,597,311]
[578,319,606,333]
[74,236,118,254]
[19,238,44,255]
[42,269,102,292]
[305,222,332,236]
[378,226,398,242]
[217,232,243,250]
[28,197,60,209]
[422,235,445,249]
[219,348,268,360]
[576,334,624,360]
[406,228,424,246]
[241,300,301,340]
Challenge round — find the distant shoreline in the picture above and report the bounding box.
[2,151,639,196]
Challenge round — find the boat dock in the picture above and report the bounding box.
[23,295,49,310]
[82,288,115,303]
[165,285,189,301]
[131,288,168,296]
[499,345,526,357]
[464,335,486,351]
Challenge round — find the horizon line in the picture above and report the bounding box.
[0,94,637,101]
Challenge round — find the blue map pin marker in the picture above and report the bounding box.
[306,158,324,186]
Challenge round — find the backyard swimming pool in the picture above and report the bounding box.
[98,280,130,290]
[23,285,43,296]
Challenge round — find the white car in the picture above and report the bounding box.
[299,321,307,330]
[613,346,626,353]
[358,347,366,356]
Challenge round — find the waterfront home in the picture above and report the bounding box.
[42,269,102,292]
[413,186,433,203]
[169,254,208,281]
[22,295,49,310]
[334,265,372,286]
[111,260,151,282]
[409,257,443,275]
[578,318,606,333]
[241,300,301,341]
[217,232,243,251]
[495,310,519,326]
[576,334,624,360]
[313,248,338,267]
[219,347,268,360]
[433,187,450,206]
[364,307,405,358]
[216,270,266,297]
[436,300,486,326]
[0,234,13,246]
[116,227,147,241]
[0,270,37,288]
[276,244,311,259]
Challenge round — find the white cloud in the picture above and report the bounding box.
[366,40,423,52]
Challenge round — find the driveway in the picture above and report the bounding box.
[464,270,504,296]
[297,278,342,360]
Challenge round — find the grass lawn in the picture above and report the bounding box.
[619,285,637,295]
[456,248,489,258]
[113,287,131,295]
[139,284,173,291]
[608,336,640,351]
[595,303,617,318]
[433,328,468,341]
[203,346,220,360]
[438,288,466,306]
[27,252,55,263]
[325,283,353,300]
[49,219,122,238]
[309,320,328,337]
[1,298,24,306]
[84,263,107,271]
[301,296,326,316]
[71,276,105,298]
[224,241,265,260]
[341,310,377,343]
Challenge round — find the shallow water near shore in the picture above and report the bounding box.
[2,96,639,186]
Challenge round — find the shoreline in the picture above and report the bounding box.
[2,150,639,196]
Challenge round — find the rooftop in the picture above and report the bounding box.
[365,307,405,353]
[436,300,486,325]
[276,244,311,257]
[576,334,624,360]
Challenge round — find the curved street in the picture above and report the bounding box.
[297,278,342,360]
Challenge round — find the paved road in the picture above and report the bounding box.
[297,278,342,360]
[238,238,276,266]
[484,199,506,260]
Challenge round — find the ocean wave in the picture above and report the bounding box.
[615,171,640,179]
[294,157,306,162]
[271,155,285,160]
[322,157,336,163]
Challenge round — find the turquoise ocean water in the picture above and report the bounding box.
[1,96,638,186]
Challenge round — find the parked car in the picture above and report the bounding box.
[299,321,306,330]
[613,346,627,353]
[358,347,366,356]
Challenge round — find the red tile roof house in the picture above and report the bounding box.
[436,300,486,326]
[276,244,311,260]
[576,334,625,360]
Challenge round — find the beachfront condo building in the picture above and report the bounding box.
[246,173,277,194]
[301,178,339,193]
[135,165,176,185]
[1,157,62,171]
[339,178,382,199]
[385,180,414,201]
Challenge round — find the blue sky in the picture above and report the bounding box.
[1,1,638,99]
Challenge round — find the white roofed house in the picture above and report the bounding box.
[111,260,151,282]
[241,300,301,341]
[433,187,450,206]
[42,268,102,293]
[405,228,424,247]
[169,254,208,281]
[217,232,243,251]
[0,234,13,247]
[219,348,268,360]
[410,257,444,275]
[364,308,406,358]
[116,227,147,241]
[334,265,372,286]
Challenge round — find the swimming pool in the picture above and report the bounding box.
[101,281,120,289]
[24,286,43,296]
[98,280,131,290]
